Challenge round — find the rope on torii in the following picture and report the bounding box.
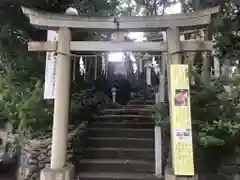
[79,56,86,76]
[113,15,120,31]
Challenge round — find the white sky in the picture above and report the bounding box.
[128,2,181,41]
[109,2,181,62]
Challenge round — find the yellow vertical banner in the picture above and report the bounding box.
[169,64,194,176]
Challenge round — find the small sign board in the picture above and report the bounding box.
[169,64,194,176]
[44,30,58,99]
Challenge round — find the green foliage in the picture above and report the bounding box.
[149,102,169,127]
[214,1,240,66]
[199,119,240,147]
[150,74,240,148]
[0,0,120,148]
[0,0,179,157]
[181,0,223,12]
[192,74,240,148]
[180,0,240,70]
[71,88,112,115]
[0,64,112,151]
[0,76,53,138]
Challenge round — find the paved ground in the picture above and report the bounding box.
[0,156,18,180]
[0,174,16,180]
[0,164,17,180]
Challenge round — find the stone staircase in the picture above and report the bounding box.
[76,90,162,180]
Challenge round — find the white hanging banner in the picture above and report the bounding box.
[79,56,85,75]
[44,30,58,99]
[102,55,106,74]
[145,60,152,86]
[213,56,220,77]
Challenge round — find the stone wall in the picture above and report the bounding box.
[18,122,88,180]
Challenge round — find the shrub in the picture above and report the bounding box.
[150,102,169,127]
[150,74,240,148]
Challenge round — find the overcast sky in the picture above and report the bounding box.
[109,2,182,62]
[128,2,181,41]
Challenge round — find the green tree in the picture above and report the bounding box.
[214,1,240,68]
[180,0,240,69]
[180,0,223,12]
[0,0,120,140]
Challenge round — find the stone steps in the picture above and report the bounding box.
[77,172,160,180]
[100,108,151,115]
[76,93,158,180]
[91,122,154,129]
[88,128,154,139]
[121,105,152,109]
[133,94,155,100]
[128,99,155,105]
[97,114,151,122]
[86,137,154,149]
[77,159,154,173]
[84,147,154,160]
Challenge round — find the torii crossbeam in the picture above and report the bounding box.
[22,6,219,32]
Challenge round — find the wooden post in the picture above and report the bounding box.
[159,53,166,102]
[94,56,98,80]
[166,26,197,180]
[50,27,71,169]
[136,56,139,80]
[139,58,143,73]
[201,29,211,83]
[213,56,220,78]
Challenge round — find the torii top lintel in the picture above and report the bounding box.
[21,6,219,32]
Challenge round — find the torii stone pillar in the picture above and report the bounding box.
[201,29,211,83]
[155,53,166,178]
[50,27,71,169]
[186,34,198,84]
[167,27,182,64]
[165,26,197,180]
[159,53,166,102]
[41,27,74,180]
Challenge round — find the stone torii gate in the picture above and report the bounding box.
[22,6,218,180]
